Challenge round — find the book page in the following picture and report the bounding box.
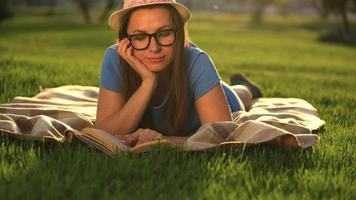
[79,128,130,154]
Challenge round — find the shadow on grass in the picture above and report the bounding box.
[319,30,356,47]
[301,20,356,48]
[240,17,356,49]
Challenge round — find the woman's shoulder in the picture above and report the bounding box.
[105,43,119,54]
[103,43,120,63]
[185,42,207,60]
[185,42,213,69]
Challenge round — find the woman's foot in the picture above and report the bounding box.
[230,73,263,99]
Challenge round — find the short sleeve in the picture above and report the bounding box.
[188,52,221,100]
[100,45,122,92]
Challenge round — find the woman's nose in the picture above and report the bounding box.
[148,37,161,52]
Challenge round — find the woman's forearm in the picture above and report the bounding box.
[98,80,156,135]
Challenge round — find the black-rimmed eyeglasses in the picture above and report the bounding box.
[126,29,176,50]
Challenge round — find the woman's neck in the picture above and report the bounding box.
[150,67,172,106]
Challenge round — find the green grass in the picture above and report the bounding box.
[1,9,355,199]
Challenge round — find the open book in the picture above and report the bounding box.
[75,128,177,156]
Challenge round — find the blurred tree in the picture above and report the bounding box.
[311,0,329,19]
[275,0,288,16]
[99,0,115,22]
[0,0,12,23]
[177,0,192,10]
[73,0,121,24]
[252,0,272,24]
[311,0,355,37]
[250,0,287,24]
[184,0,193,10]
[73,0,92,24]
[46,0,57,16]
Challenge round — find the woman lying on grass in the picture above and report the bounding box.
[95,0,262,147]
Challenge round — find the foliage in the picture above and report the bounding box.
[0,0,12,22]
[311,0,356,36]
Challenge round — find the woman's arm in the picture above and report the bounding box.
[95,79,156,135]
[96,39,158,135]
[122,128,189,146]
[195,83,232,124]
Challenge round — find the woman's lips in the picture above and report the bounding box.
[147,56,165,63]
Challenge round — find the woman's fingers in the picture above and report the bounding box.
[115,134,126,141]
[125,45,142,67]
[124,45,147,73]
[122,129,164,146]
[117,38,157,82]
[136,129,163,145]
[117,39,130,60]
[129,129,159,145]
[118,38,132,61]
[122,131,140,146]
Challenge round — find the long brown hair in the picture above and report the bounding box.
[117,4,190,135]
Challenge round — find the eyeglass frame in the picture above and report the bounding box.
[125,28,177,50]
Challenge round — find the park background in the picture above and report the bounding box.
[0,0,355,199]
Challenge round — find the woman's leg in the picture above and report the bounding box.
[221,81,245,112]
[229,73,263,110]
[221,73,263,111]
[231,85,253,109]
[230,73,263,100]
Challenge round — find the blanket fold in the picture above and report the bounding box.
[0,85,325,151]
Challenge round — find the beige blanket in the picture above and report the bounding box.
[0,85,325,151]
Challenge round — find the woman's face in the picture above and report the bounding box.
[126,7,176,73]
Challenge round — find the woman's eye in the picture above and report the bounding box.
[132,35,147,41]
[157,30,172,37]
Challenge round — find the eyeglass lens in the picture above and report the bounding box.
[128,29,176,50]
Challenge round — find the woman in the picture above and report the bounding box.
[95,0,262,146]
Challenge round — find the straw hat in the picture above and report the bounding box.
[108,0,191,31]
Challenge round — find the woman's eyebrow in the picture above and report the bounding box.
[132,25,173,34]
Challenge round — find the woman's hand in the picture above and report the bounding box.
[117,38,157,84]
[122,128,163,146]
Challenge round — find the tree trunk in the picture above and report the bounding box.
[0,0,12,22]
[99,0,116,22]
[311,0,329,19]
[46,0,57,16]
[340,1,351,37]
[252,0,272,25]
[75,0,92,24]
[252,4,264,24]
[185,0,193,10]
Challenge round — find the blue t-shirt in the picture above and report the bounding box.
[100,42,241,135]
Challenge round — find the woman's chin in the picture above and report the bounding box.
[145,62,168,72]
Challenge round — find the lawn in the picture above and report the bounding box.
[0,8,355,199]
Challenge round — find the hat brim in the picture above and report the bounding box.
[108,2,191,32]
